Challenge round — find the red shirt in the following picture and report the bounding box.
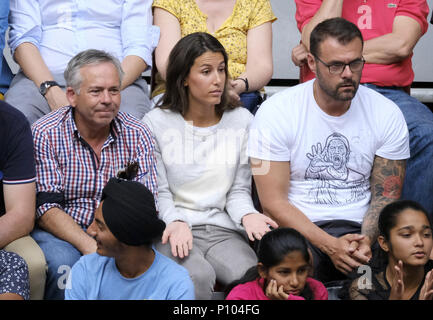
[295,0,429,86]
[226,277,328,300]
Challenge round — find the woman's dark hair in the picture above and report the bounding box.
[157,32,235,116]
[338,200,433,299]
[373,200,432,270]
[310,17,363,58]
[378,200,432,241]
[225,228,313,299]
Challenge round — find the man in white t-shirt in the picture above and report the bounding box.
[248,18,410,283]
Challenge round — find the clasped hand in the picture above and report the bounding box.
[329,234,372,275]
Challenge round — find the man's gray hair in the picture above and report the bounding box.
[64,49,124,93]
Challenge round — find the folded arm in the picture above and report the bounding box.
[362,16,423,65]
[299,0,343,50]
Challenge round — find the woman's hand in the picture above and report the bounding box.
[419,270,433,300]
[389,260,405,300]
[226,80,244,107]
[242,213,278,241]
[161,221,193,259]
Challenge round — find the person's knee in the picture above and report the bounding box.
[3,236,48,300]
[26,254,47,300]
[189,259,216,287]
[188,262,216,300]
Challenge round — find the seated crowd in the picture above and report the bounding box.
[1,0,433,301]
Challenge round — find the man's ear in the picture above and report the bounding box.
[66,87,78,107]
[377,235,389,253]
[306,53,317,75]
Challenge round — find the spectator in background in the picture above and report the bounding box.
[66,177,194,300]
[292,0,433,222]
[143,32,277,299]
[0,99,46,300]
[339,200,433,300]
[0,1,13,98]
[225,228,328,300]
[152,0,276,114]
[6,0,159,123]
[31,49,157,299]
[1,5,46,301]
[249,18,409,284]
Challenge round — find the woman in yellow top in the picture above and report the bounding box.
[152,0,276,114]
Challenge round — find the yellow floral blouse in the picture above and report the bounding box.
[152,0,276,96]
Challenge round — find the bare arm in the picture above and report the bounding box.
[120,55,148,90]
[13,42,69,110]
[0,183,35,248]
[153,7,181,80]
[37,207,96,255]
[233,22,273,93]
[362,16,422,65]
[252,159,342,253]
[361,156,406,245]
[300,0,343,50]
[299,1,422,65]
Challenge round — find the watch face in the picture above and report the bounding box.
[40,81,58,96]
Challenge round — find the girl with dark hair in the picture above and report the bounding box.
[225,228,328,300]
[340,200,433,300]
[143,32,278,300]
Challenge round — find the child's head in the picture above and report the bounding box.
[257,228,312,296]
[378,200,432,267]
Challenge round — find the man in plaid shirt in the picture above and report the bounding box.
[31,49,158,300]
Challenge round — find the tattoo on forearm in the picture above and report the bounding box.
[362,157,406,242]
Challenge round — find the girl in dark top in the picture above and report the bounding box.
[340,200,433,300]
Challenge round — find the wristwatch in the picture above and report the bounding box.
[39,81,60,96]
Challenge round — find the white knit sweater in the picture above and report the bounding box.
[142,107,258,232]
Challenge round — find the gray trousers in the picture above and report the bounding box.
[156,224,258,300]
[5,71,151,124]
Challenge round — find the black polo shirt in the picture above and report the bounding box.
[0,100,35,216]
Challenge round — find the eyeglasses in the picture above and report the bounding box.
[314,55,365,74]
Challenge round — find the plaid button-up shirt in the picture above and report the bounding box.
[32,106,158,228]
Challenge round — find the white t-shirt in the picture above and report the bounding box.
[248,80,410,223]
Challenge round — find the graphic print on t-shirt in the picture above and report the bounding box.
[304,132,368,205]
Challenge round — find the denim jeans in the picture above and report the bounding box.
[363,84,433,219]
[30,227,82,300]
[240,91,262,114]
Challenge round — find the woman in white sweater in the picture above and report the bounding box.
[143,32,277,300]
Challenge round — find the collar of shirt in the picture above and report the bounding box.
[66,107,122,148]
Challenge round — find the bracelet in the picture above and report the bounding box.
[236,77,249,92]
